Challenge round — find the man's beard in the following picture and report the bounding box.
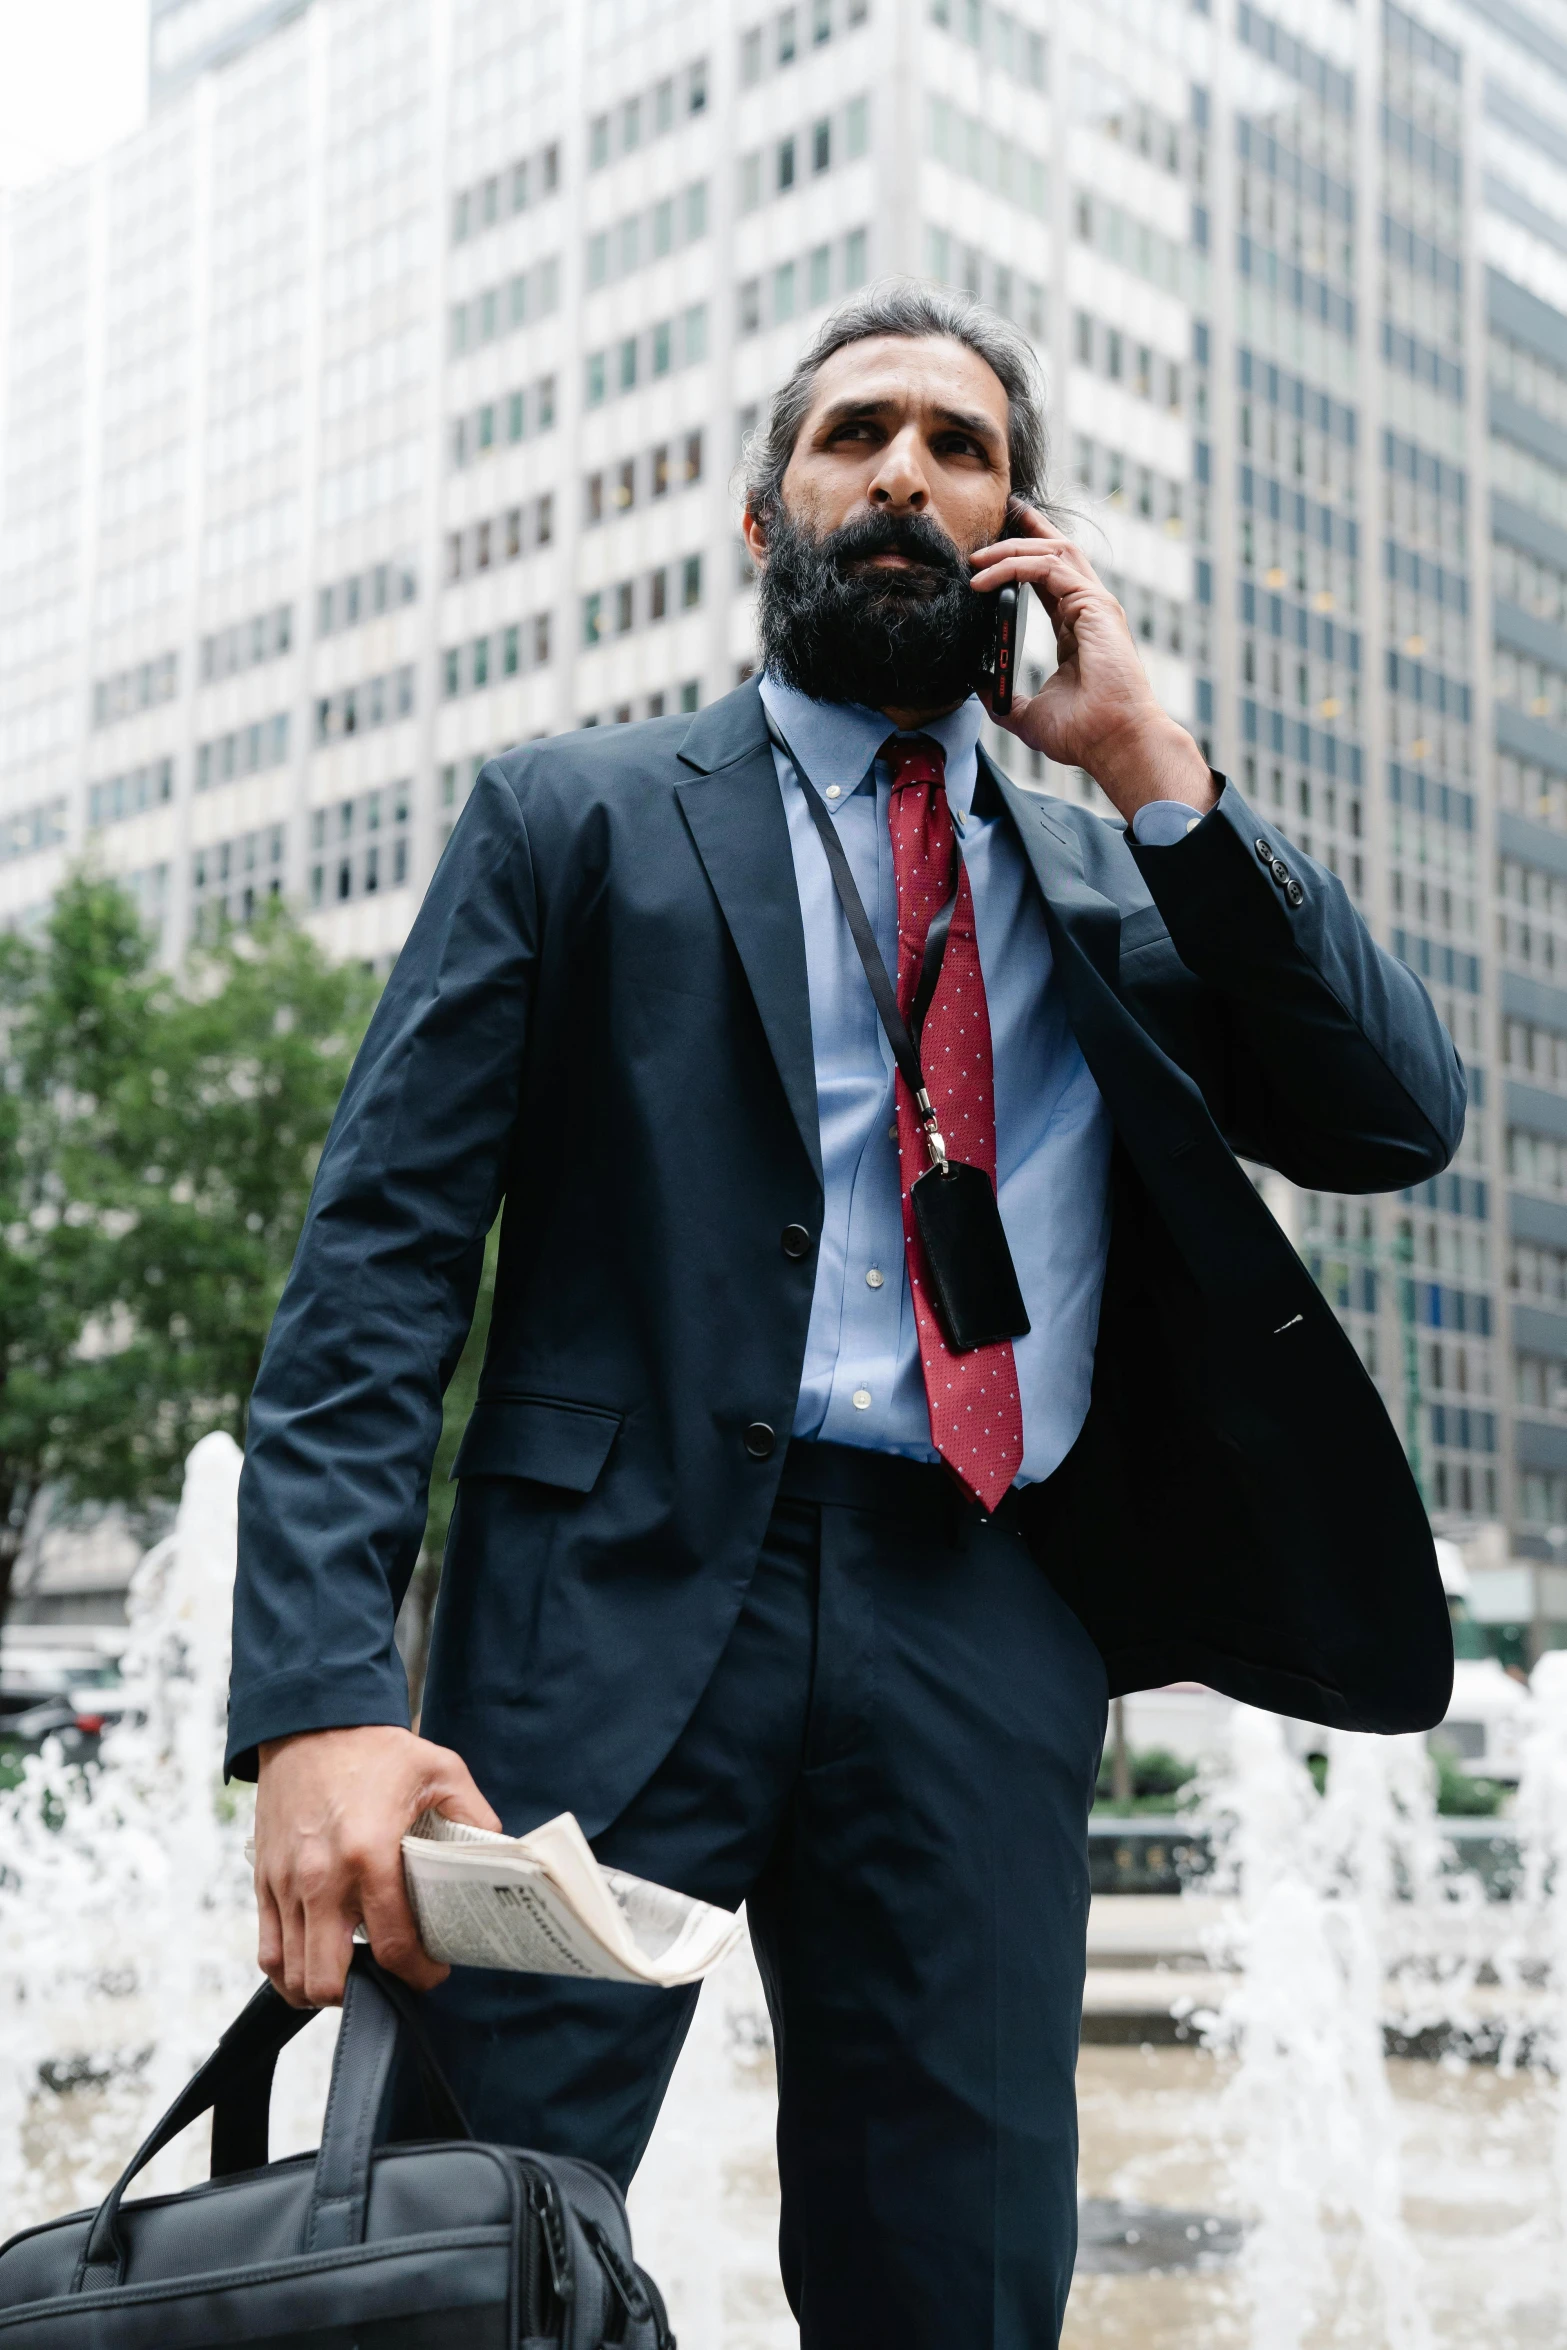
[756,505,995,710]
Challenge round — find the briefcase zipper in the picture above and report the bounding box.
[583,2217,665,2340]
[520,2162,575,2335]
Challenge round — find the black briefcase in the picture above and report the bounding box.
[0,1948,674,2348]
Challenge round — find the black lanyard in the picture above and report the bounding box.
[765,712,1031,1355]
[766,715,958,1176]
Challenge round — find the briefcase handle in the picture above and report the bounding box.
[72,1950,469,2292]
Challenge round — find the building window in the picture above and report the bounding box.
[316,563,417,637]
[314,667,415,746]
[191,824,288,937]
[588,61,708,168]
[581,556,705,651]
[201,605,293,681]
[583,183,708,290]
[0,796,68,862]
[91,651,179,729]
[446,495,552,581]
[306,788,410,910]
[451,375,556,466]
[583,308,708,406]
[88,757,175,830]
[196,713,291,791]
[449,255,561,355]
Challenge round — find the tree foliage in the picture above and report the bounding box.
[0,874,379,1628]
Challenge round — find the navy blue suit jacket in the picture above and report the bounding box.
[228,678,1466,1825]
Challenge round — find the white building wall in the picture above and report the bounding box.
[0,0,1202,970]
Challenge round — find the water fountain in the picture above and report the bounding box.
[0,1434,335,2235]
[1497,1651,1567,2267]
[6,1446,1567,2350]
[1191,1708,1430,2349]
[0,1434,785,2348]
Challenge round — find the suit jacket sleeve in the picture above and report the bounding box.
[226,767,536,1778]
[1128,780,1467,1191]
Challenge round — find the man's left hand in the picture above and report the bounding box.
[970,506,1217,827]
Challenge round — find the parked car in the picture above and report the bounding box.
[0,1646,127,1762]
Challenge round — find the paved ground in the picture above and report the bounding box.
[629,1934,1567,2350]
[11,1918,1564,2347]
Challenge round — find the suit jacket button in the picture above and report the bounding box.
[1285,879,1304,907]
[1255,838,1273,861]
[781,1224,812,1259]
[1271,859,1289,885]
[744,1422,777,1460]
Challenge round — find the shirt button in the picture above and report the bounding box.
[888,1123,898,1141]
[781,1224,812,1259]
[865,1267,885,1288]
[852,1388,872,1410]
[825,784,842,799]
[743,1421,776,1460]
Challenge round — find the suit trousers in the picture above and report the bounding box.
[410,1439,1109,2348]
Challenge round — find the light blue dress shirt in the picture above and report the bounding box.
[760,671,1198,1488]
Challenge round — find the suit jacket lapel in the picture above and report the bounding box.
[675,694,822,1189]
[983,750,1209,1167]
[983,752,1122,994]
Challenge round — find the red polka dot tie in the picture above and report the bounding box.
[885,735,1024,1513]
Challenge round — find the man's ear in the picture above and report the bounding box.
[742,505,769,567]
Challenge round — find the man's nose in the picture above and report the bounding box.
[866,430,930,509]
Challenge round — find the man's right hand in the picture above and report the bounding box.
[253,1725,502,2008]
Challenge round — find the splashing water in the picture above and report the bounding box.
[1197,1709,1436,2350]
[1496,1650,1567,2277]
[0,1435,335,2231]
[8,1448,1567,2350]
[0,1436,786,2347]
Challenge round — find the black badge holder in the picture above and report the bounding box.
[766,717,1030,1355]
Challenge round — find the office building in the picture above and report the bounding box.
[2,0,1567,1569]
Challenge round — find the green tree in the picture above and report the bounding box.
[0,874,378,1628]
[0,877,165,1627]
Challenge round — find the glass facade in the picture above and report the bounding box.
[1,0,1566,1553]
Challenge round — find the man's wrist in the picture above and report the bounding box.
[1080,712,1216,823]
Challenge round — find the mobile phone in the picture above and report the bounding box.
[979,582,1026,715]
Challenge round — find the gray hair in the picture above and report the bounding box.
[741,278,1052,524]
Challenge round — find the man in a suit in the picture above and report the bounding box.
[234,283,1462,2345]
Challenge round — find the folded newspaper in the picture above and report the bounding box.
[399,1809,745,1986]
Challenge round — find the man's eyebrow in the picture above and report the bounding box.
[813,396,1006,452]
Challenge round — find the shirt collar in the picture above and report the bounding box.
[759,672,988,823]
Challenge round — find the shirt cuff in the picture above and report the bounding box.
[1131,799,1208,848]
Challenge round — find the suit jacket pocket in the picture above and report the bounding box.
[449,1394,623,1491]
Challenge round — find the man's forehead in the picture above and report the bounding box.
[804,335,1009,426]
